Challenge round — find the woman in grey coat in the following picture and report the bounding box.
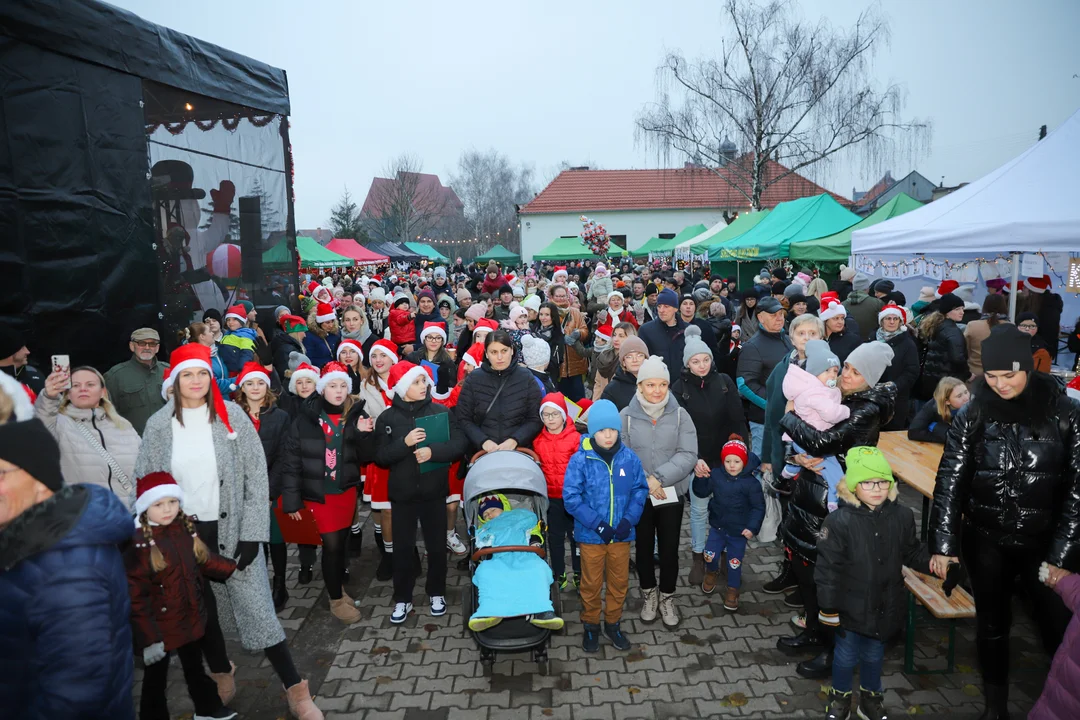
[134,344,323,719]
[620,355,698,629]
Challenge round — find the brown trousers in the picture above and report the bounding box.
[579,542,631,624]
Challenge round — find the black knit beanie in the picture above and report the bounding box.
[981,324,1035,373]
[0,419,64,491]
[936,293,964,314]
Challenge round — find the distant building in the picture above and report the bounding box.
[360,172,464,242]
[931,182,968,202]
[297,228,334,245]
[517,162,850,262]
[851,170,936,216]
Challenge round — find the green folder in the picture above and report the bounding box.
[416,412,450,473]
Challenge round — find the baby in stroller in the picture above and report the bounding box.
[468,493,565,632]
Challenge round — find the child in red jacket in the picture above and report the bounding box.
[126,472,237,720]
[389,294,417,354]
[532,392,582,589]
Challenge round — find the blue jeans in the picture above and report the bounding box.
[558,374,585,402]
[832,629,885,693]
[690,489,709,553]
[704,531,747,588]
[784,441,844,509]
[749,421,764,456]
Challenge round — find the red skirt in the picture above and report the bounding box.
[446,461,463,503]
[365,463,390,510]
[306,486,358,534]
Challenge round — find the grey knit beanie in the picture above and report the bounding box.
[844,341,894,387]
[636,355,670,385]
[804,339,840,378]
[682,325,713,367]
[852,273,871,293]
[288,351,312,374]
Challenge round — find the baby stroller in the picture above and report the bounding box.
[461,449,561,675]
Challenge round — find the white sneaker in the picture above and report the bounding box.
[640,587,659,623]
[446,531,468,555]
[390,602,413,624]
[659,592,680,628]
[430,595,447,616]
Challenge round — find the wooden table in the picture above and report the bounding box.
[878,431,944,539]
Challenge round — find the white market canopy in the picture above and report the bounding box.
[852,107,1080,255]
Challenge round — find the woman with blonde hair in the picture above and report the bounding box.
[908,377,970,444]
[806,277,829,300]
[35,364,141,510]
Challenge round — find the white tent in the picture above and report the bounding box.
[852,108,1080,255]
[676,218,727,249]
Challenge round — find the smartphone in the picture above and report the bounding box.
[51,355,71,390]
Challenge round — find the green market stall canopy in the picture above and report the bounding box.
[534,236,629,261]
[712,194,859,261]
[789,194,923,264]
[264,236,354,269]
[475,243,521,265]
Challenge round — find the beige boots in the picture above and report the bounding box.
[330,594,362,624]
[286,679,324,719]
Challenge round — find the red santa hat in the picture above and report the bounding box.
[594,322,613,343]
[369,339,400,365]
[167,344,236,439]
[288,362,320,394]
[721,435,749,465]
[461,342,485,370]
[539,392,569,422]
[370,274,383,286]
[315,302,336,324]
[388,361,430,398]
[236,361,271,390]
[1026,274,1051,294]
[1066,376,1080,402]
[474,318,498,335]
[1004,280,1025,293]
[336,338,364,363]
[935,279,960,298]
[878,302,907,325]
[134,471,185,518]
[316,361,352,394]
[419,321,447,343]
[552,266,568,281]
[818,293,847,322]
[306,281,331,302]
[160,366,174,401]
[224,304,248,324]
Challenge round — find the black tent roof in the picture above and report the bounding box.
[0,0,290,115]
[369,242,423,261]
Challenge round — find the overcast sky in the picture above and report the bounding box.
[112,0,1080,229]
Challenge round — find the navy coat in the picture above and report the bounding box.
[692,453,766,536]
[0,484,135,720]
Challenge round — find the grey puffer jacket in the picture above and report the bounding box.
[34,391,141,511]
[620,393,698,497]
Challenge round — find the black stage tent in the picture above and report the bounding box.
[0,0,295,371]
[369,241,424,262]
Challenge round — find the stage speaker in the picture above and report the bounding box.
[239,195,265,302]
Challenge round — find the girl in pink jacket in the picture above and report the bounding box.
[781,340,850,511]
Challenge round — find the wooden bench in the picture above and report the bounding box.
[903,566,976,674]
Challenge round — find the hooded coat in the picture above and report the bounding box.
[691,453,766,535]
[778,382,897,562]
[917,318,968,400]
[0,485,135,720]
[533,423,582,499]
[562,438,649,544]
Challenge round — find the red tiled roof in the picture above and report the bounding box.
[361,172,464,219]
[858,173,895,209]
[518,161,851,215]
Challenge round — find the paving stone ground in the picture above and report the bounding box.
[143,487,1050,719]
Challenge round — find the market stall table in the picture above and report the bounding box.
[878,431,943,539]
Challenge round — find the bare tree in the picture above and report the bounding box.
[327,185,369,242]
[450,149,536,255]
[363,153,451,244]
[636,0,930,209]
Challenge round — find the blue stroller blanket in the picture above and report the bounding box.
[472,509,554,620]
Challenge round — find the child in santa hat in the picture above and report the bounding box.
[127,471,238,720]
[388,293,417,354]
[218,304,257,375]
[303,301,342,369]
[532,392,583,590]
[374,361,467,624]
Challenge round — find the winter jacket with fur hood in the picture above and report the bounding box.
[929,373,1080,568]
[815,483,930,640]
[34,390,141,511]
[620,393,698,497]
[779,382,896,562]
[0,485,135,720]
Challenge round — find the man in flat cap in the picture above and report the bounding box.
[103,328,169,434]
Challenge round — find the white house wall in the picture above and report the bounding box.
[520,208,728,262]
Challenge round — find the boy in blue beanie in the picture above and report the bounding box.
[563,399,649,653]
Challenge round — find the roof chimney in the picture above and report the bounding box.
[569,166,590,171]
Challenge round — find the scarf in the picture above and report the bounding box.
[636,390,668,420]
[876,327,905,342]
[319,398,346,495]
[341,327,365,342]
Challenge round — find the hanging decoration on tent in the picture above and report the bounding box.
[579,215,610,257]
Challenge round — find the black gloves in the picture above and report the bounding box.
[614,518,632,541]
[233,541,260,571]
[596,522,616,544]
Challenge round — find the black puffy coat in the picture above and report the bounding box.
[816,491,930,640]
[778,382,896,562]
[456,361,543,450]
[271,331,304,384]
[917,318,967,399]
[601,366,638,411]
[375,393,468,503]
[879,330,920,430]
[929,373,1080,568]
[672,366,748,467]
[253,405,292,500]
[278,396,377,513]
[826,328,862,365]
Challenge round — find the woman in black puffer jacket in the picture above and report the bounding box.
[915,293,968,400]
[928,325,1080,719]
[456,329,542,453]
[775,340,896,679]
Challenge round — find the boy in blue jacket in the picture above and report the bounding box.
[218,304,257,374]
[692,434,765,612]
[563,399,649,653]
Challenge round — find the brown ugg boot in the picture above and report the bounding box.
[286,679,324,720]
[688,552,706,586]
[329,596,362,624]
[724,587,740,612]
[210,661,236,705]
[702,570,720,594]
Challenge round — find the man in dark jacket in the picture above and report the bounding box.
[842,274,884,343]
[103,328,169,435]
[0,326,45,396]
[735,297,791,454]
[639,288,689,372]
[0,419,135,720]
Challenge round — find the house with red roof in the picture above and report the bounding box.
[852,170,936,216]
[360,171,464,242]
[517,162,850,261]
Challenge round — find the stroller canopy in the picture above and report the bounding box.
[463,451,548,527]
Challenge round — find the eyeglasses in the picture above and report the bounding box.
[133,340,160,348]
[541,411,564,420]
[1018,323,1038,329]
[857,480,892,490]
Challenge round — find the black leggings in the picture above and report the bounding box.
[391,497,447,603]
[140,638,223,720]
[635,499,684,594]
[321,527,350,600]
[961,527,1071,684]
[195,520,302,688]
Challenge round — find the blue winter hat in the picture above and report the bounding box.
[587,399,621,436]
[657,288,680,308]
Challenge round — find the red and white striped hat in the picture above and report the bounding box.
[315,302,336,324]
[388,361,429,398]
[236,361,271,389]
[167,344,236,439]
[336,338,364,362]
[878,302,907,325]
[818,293,847,322]
[419,321,447,343]
[369,339,400,365]
[935,279,960,298]
[224,304,248,324]
[288,362,320,394]
[316,361,352,394]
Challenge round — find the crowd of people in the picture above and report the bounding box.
[1,255,1079,720]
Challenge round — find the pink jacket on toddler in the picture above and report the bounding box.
[781,363,850,441]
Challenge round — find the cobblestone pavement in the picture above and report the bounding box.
[144,487,1049,719]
